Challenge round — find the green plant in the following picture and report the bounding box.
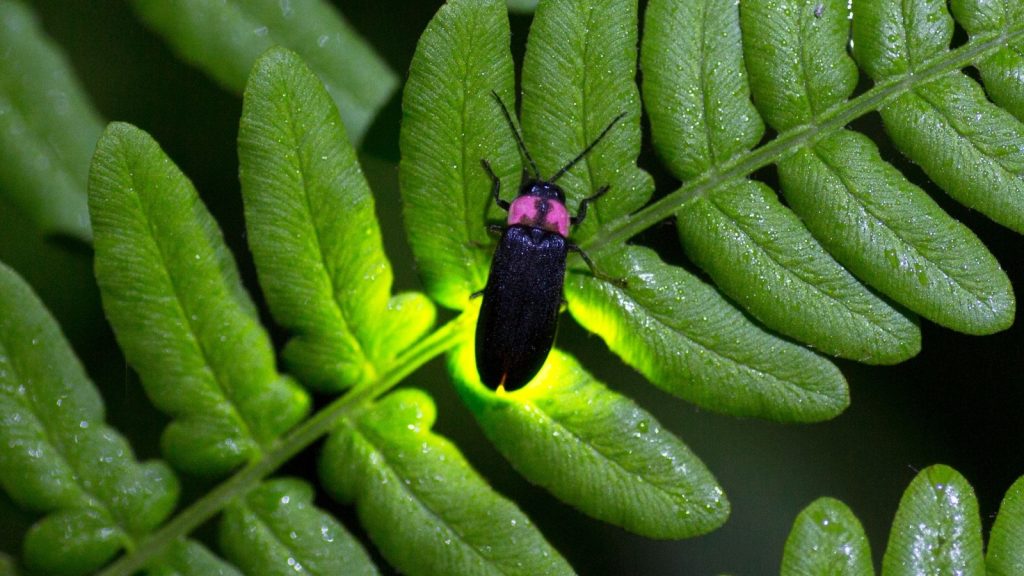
[0,0,1022,574]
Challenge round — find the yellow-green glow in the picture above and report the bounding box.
[449,298,573,408]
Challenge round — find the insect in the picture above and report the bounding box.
[475,93,624,391]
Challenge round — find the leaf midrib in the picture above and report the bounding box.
[350,422,518,576]
[588,278,838,405]
[582,20,1024,254]
[276,79,374,381]
[0,340,127,542]
[530,398,693,509]
[702,188,909,344]
[122,157,258,448]
[806,138,1000,316]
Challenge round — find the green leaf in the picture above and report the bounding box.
[450,342,730,538]
[882,465,984,576]
[781,498,874,576]
[777,131,1014,334]
[952,0,1024,121]
[220,478,378,576]
[854,0,1024,233]
[741,0,1013,335]
[146,540,242,576]
[399,0,518,310]
[567,246,848,421]
[644,0,918,363]
[520,0,652,242]
[239,47,434,392]
[320,388,573,576]
[0,552,16,576]
[987,476,1024,576]
[0,261,178,576]
[127,0,394,143]
[0,0,103,241]
[642,0,764,178]
[89,122,310,476]
[677,179,919,364]
[741,0,859,131]
[506,0,538,12]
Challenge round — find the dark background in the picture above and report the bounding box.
[1,1,1021,574]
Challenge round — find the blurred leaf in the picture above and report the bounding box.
[89,122,310,476]
[781,498,874,576]
[239,47,434,392]
[399,0,519,310]
[127,0,394,143]
[506,0,538,12]
[145,540,242,576]
[567,246,848,421]
[951,0,1024,121]
[320,388,573,576]
[0,0,103,241]
[742,0,1013,335]
[882,465,984,576]
[0,552,16,576]
[220,478,377,576]
[520,0,653,242]
[853,0,1024,233]
[451,342,729,538]
[987,476,1024,576]
[0,261,178,576]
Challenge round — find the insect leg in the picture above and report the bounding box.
[567,242,628,288]
[571,184,610,225]
[481,159,510,211]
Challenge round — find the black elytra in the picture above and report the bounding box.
[474,93,624,391]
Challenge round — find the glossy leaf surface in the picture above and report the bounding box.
[882,465,984,576]
[781,498,873,576]
[320,389,572,576]
[567,246,848,421]
[0,262,178,576]
[220,478,378,576]
[451,342,729,538]
[399,0,518,310]
[240,47,434,392]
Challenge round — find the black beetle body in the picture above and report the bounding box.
[476,224,567,390]
[474,94,623,391]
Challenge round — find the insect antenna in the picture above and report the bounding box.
[550,111,627,183]
[491,91,540,179]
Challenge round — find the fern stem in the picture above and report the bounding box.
[583,23,1024,255]
[96,311,471,576]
